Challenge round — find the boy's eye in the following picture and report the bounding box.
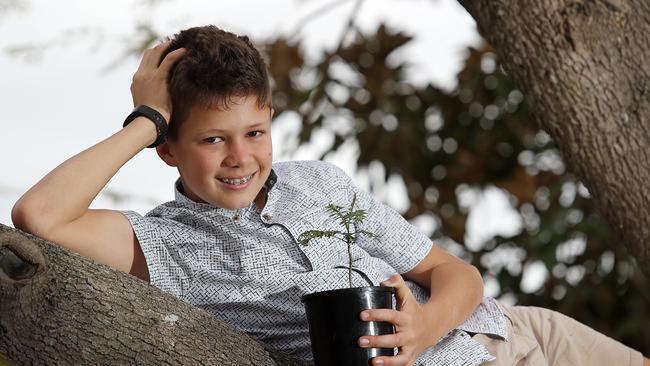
[247,130,263,137]
[203,136,224,144]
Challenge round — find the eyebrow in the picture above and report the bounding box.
[198,121,269,135]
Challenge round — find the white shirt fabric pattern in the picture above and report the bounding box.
[122,160,508,365]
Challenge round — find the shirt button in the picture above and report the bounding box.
[262,213,272,221]
[233,215,240,221]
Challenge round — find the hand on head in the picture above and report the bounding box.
[130,40,187,123]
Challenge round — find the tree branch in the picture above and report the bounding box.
[0,224,311,365]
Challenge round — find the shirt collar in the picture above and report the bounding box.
[265,168,278,192]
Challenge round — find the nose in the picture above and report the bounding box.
[222,139,249,168]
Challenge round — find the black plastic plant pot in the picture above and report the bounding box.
[301,286,396,366]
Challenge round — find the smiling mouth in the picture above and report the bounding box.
[217,173,254,186]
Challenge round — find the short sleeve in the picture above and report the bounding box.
[120,210,191,298]
[326,163,434,274]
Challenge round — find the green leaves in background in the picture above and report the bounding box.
[265,23,649,353]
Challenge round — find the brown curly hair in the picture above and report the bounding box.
[160,25,271,139]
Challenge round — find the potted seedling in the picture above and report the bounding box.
[298,193,396,366]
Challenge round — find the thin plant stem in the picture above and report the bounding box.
[345,223,351,287]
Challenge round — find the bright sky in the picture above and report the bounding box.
[0,0,523,269]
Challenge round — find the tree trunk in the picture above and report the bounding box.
[0,224,311,366]
[457,0,650,273]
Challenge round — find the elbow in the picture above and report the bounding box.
[11,199,51,237]
[11,200,29,230]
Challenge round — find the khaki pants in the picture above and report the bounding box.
[472,305,644,366]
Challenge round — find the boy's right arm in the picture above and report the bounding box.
[11,41,186,282]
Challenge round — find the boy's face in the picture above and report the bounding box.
[157,95,273,210]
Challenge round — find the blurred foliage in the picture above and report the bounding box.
[0,0,25,18]
[264,24,649,353]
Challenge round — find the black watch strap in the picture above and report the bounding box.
[123,105,168,148]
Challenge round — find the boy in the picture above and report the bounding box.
[12,25,648,366]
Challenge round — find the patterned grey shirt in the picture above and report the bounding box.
[122,160,507,365]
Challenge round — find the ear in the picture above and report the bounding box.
[270,108,275,118]
[155,140,178,167]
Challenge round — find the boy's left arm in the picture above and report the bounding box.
[358,244,484,366]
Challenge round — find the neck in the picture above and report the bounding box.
[254,187,267,209]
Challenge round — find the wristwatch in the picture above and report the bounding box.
[123,105,168,148]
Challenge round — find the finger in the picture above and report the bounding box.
[158,47,187,74]
[380,274,414,309]
[358,332,410,349]
[138,40,172,71]
[360,308,404,326]
[135,49,156,75]
[371,353,412,366]
[134,48,152,75]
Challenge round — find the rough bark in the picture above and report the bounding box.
[457,0,650,273]
[0,224,311,366]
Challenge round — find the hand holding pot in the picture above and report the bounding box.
[358,274,441,366]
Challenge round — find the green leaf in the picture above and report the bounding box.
[297,230,341,246]
[357,229,380,240]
